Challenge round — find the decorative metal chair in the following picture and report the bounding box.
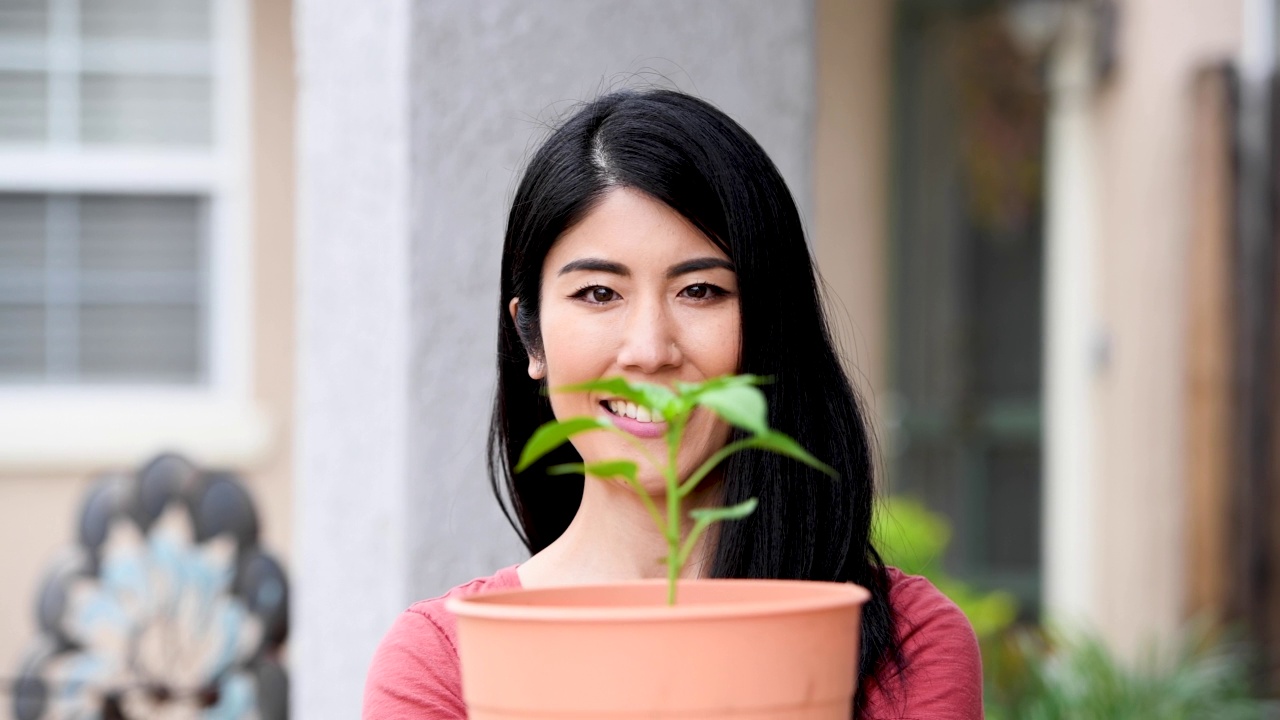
[12,454,288,719]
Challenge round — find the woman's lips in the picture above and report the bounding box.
[600,400,667,439]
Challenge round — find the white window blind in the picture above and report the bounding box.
[0,194,207,383]
[0,0,222,387]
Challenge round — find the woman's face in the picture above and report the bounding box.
[522,187,741,492]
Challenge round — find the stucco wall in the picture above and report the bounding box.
[293,2,815,717]
[405,0,816,601]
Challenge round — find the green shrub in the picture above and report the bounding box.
[873,497,1277,717]
[872,496,1018,640]
[984,623,1279,719]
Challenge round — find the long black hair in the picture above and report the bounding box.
[488,89,903,712]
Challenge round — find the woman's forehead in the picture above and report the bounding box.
[544,188,729,271]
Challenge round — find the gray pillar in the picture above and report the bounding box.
[293,1,418,719]
[294,2,814,718]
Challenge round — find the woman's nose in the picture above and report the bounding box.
[617,297,683,374]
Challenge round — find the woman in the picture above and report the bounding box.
[364,89,983,719]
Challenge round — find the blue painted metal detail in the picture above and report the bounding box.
[13,454,288,720]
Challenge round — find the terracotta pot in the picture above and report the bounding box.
[448,579,870,719]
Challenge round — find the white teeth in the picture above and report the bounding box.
[604,398,665,423]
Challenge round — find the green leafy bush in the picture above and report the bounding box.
[872,498,1278,717]
[872,496,1018,640]
[984,623,1278,720]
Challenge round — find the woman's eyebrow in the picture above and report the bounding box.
[667,257,735,279]
[557,258,630,276]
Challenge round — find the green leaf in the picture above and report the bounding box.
[678,497,761,572]
[547,463,585,476]
[688,497,759,523]
[555,377,646,404]
[675,374,767,397]
[549,460,638,484]
[554,377,677,415]
[746,431,838,477]
[695,384,768,434]
[516,416,612,471]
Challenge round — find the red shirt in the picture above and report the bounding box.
[363,566,983,719]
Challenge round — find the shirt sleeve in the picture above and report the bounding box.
[862,575,985,719]
[362,609,467,720]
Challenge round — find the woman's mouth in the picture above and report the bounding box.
[600,398,668,439]
[601,398,666,423]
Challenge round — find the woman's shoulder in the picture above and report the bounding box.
[882,565,981,656]
[884,567,969,623]
[403,564,523,641]
[864,566,984,719]
[361,565,522,720]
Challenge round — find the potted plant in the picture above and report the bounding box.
[448,375,872,719]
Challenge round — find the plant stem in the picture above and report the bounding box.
[666,415,684,606]
[678,438,756,497]
[677,518,714,569]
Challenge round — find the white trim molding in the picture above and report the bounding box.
[0,150,218,193]
[0,390,273,473]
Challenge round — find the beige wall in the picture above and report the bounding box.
[0,474,86,672]
[248,0,296,567]
[813,0,894,473]
[1088,0,1242,654]
[0,0,295,675]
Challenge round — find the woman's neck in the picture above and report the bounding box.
[516,474,722,588]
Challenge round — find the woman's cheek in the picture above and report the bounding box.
[677,418,732,477]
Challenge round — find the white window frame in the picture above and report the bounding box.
[0,0,269,471]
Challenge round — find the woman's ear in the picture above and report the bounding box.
[509,297,546,380]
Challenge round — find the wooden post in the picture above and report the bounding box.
[1184,66,1236,623]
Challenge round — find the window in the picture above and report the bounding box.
[0,193,208,384]
[0,0,260,467]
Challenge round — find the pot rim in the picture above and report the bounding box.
[447,578,871,624]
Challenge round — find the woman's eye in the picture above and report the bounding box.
[572,285,618,304]
[681,283,724,300]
